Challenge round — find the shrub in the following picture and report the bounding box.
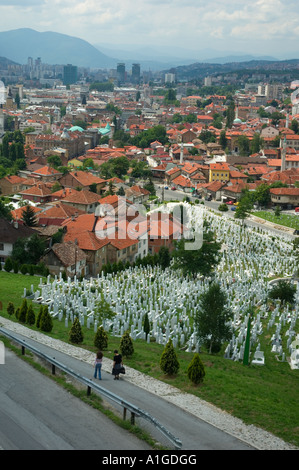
[26,304,35,325]
[19,299,28,323]
[94,326,108,350]
[4,257,12,272]
[69,317,84,344]
[7,301,15,316]
[20,264,28,275]
[40,305,53,333]
[36,305,43,328]
[120,330,134,358]
[160,338,180,376]
[218,203,228,212]
[187,353,205,385]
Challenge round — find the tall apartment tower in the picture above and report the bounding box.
[132,63,140,84]
[117,63,126,85]
[63,64,78,85]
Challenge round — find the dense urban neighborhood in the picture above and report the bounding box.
[1,55,299,277]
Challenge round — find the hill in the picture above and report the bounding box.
[0,28,117,68]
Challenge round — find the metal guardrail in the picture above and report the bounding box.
[0,327,182,450]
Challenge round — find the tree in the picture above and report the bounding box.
[219,130,228,150]
[19,299,28,323]
[250,133,264,154]
[143,312,150,340]
[94,326,108,350]
[172,227,221,278]
[21,205,38,227]
[195,282,233,354]
[4,257,12,272]
[69,317,84,344]
[26,304,35,325]
[253,183,271,208]
[160,339,180,376]
[36,305,43,328]
[268,280,296,304]
[237,135,250,156]
[40,305,53,332]
[120,331,134,358]
[187,353,205,385]
[226,102,235,128]
[234,193,253,224]
[7,301,15,316]
[158,246,170,269]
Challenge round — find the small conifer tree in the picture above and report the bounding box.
[7,302,15,316]
[26,304,35,325]
[160,338,180,376]
[69,317,84,344]
[15,307,20,320]
[40,305,53,333]
[120,330,134,357]
[36,305,43,328]
[19,299,28,323]
[4,257,12,272]
[94,326,108,350]
[143,312,150,340]
[187,353,205,385]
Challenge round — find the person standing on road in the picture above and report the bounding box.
[94,351,103,380]
[112,349,123,380]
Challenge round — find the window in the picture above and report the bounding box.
[0,243,3,251]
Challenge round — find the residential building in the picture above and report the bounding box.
[0,218,36,264]
[41,240,87,278]
[209,162,230,183]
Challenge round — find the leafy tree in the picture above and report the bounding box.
[120,330,134,357]
[250,133,264,154]
[254,183,271,208]
[187,353,205,384]
[0,199,12,220]
[195,282,233,354]
[94,326,108,350]
[160,338,180,375]
[234,192,253,224]
[172,227,221,278]
[47,155,62,168]
[237,135,250,156]
[268,280,296,304]
[69,317,84,344]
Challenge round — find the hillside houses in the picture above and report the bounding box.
[1,75,299,277]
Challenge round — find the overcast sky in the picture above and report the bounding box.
[0,0,298,58]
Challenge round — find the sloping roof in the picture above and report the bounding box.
[51,241,86,266]
[0,218,36,243]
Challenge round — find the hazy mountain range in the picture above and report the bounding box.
[0,28,297,71]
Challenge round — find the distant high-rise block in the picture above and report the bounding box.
[63,64,78,85]
[117,63,126,85]
[132,63,140,84]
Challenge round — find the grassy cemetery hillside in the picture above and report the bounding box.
[0,203,298,447]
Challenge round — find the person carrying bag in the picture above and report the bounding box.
[112,349,125,380]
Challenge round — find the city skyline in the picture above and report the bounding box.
[0,0,298,61]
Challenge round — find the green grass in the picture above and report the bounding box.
[253,211,299,230]
[0,271,298,448]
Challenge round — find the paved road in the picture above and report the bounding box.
[0,328,255,451]
[0,348,152,450]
